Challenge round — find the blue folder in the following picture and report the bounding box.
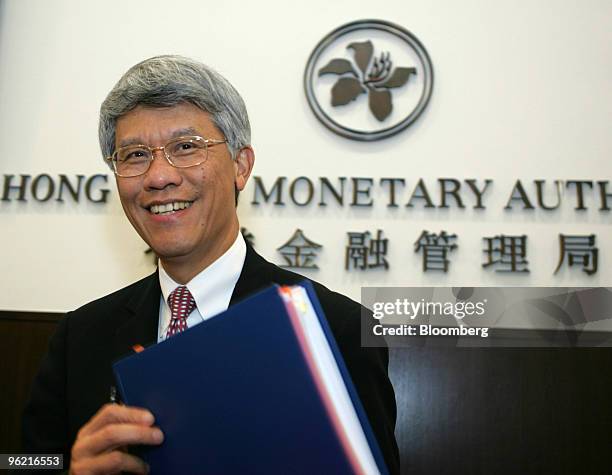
[113,281,388,474]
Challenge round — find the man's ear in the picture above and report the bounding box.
[234,146,255,191]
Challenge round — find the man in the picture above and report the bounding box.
[23,55,399,474]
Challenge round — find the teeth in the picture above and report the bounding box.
[150,201,192,215]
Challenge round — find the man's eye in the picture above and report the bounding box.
[120,149,148,161]
[171,141,202,156]
[177,142,195,151]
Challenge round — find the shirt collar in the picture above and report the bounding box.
[158,232,247,319]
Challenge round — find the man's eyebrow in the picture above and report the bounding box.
[169,127,200,138]
[117,137,144,148]
[117,128,201,148]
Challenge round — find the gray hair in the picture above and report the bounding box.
[99,55,251,163]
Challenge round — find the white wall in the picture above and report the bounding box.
[0,0,610,313]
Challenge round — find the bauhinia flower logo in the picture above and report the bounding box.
[304,20,433,141]
[318,40,416,121]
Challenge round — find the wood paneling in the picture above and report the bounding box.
[390,348,612,474]
[0,312,61,452]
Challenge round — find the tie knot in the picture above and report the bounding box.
[166,286,196,338]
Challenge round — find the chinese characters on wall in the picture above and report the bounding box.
[242,228,599,275]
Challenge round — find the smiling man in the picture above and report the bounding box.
[113,102,249,284]
[22,55,399,475]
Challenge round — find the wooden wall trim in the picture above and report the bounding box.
[0,310,63,323]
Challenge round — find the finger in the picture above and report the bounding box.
[75,423,164,457]
[71,450,149,475]
[80,404,154,436]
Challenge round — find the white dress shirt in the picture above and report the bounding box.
[157,232,247,342]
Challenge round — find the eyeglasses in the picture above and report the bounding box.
[106,135,228,177]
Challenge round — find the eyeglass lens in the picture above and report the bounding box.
[114,137,208,176]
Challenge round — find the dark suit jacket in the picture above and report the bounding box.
[23,245,400,474]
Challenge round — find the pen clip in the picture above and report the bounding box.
[109,385,118,403]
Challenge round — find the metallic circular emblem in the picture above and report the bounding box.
[304,19,433,141]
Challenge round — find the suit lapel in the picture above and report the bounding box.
[112,271,161,361]
[230,243,274,305]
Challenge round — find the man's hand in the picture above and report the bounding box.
[69,404,164,475]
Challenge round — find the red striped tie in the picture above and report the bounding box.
[166,285,196,338]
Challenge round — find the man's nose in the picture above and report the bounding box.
[143,148,183,190]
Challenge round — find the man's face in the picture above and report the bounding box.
[114,103,253,277]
